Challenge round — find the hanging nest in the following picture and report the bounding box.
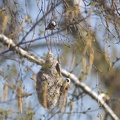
[36,51,63,109]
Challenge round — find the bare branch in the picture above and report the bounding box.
[0,34,45,65]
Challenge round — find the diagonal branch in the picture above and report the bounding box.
[0,34,119,120]
[61,69,119,120]
[0,34,45,65]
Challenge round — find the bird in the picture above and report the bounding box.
[45,21,56,30]
[58,78,71,112]
[60,78,71,95]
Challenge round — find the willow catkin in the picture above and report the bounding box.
[82,58,86,73]
[3,82,9,101]
[17,84,23,113]
[43,81,48,108]
[89,53,94,67]
[2,15,8,34]
[61,90,67,114]
[83,37,92,55]
[36,51,63,109]
[87,53,94,74]
[70,101,74,115]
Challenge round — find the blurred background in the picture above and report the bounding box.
[0,0,120,120]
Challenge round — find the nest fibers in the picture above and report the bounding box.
[36,51,64,109]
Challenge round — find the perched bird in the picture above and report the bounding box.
[45,21,56,30]
[60,78,71,95]
[59,78,71,113]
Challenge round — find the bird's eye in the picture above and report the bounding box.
[66,78,70,83]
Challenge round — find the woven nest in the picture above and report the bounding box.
[36,51,63,109]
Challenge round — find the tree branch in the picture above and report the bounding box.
[0,34,119,120]
[0,34,45,65]
[61,69,119,120]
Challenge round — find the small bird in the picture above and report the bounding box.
[59,78,71,113]
[45,21,56,30]
[60,78,71,96]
